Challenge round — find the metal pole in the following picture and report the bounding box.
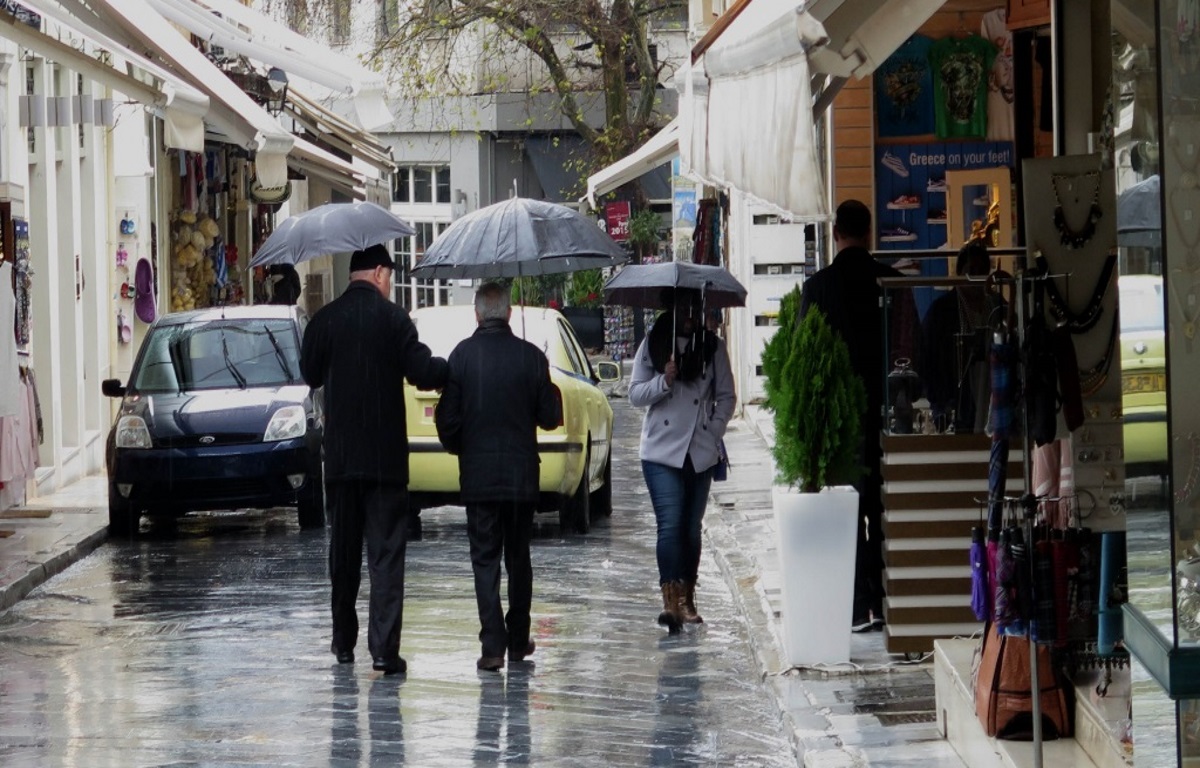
[1014,270,1043,768]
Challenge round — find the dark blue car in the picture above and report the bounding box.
[101,305,324,536]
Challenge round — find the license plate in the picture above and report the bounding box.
[1122,372,1165,394]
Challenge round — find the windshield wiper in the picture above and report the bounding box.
[221,331,247,389]
[262,324,294,380]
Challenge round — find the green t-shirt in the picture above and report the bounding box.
[929,35,997,140]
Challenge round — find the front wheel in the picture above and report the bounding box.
[108,486,140,538]
[590,448,612,518]
[559,441,591,534]
[296,458,326,529]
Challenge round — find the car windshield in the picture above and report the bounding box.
[414,310,552,357]
[131,319,302,393]
[1119,278,1164,334]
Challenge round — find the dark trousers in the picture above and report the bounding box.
[465,500,535,658]
[327,480,411,662]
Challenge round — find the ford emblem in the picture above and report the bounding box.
[199,436,216,445]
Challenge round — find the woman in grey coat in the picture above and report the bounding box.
[629,288,736,631]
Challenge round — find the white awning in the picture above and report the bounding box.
[586,119,679,208]
[91,0,294,186]
[679,4,830,220]
[284,89,394,175]
[804,0,944,79]
[289,137,367,200]
[1,0,209,151]
[182,0,394,130]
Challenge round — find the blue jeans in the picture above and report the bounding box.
[642,457,713,585]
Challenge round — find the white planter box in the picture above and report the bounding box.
[773,485,860,666]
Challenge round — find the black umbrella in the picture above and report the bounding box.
[410,197,629,279]
[602,262,748,310]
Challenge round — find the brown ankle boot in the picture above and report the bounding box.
[658,581,683,632]
[681,579,703,624]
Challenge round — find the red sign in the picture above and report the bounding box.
[605,201,631,242]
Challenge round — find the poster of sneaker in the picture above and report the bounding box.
[874,141,1015,256]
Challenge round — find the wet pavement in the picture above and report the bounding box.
[0,397,967,767]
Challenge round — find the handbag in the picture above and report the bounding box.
[973,621,1072,740]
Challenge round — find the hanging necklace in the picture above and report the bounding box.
[1051,172,1104,249]
[1077,312,1120,396]
[1177,433,1200,505]
[1170,266,1200,341]
[1036,252,1116,333]
[1169,188,1200,260]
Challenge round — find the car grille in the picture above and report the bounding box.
[133,477,281,501]
[154,433,262,449]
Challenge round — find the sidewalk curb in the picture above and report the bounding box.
[0,519,108,612]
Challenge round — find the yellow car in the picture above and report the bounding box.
[1120,274,1166,476]
[406,305,621,533]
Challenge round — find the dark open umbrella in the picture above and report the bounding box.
[410,197,629,279]
[602,261,748,309]
[249,202,415,267]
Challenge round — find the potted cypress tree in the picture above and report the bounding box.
[760,284,866,666]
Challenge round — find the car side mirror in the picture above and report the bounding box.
[101,379,127,398]
[594,361,622,383]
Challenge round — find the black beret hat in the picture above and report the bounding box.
[349,243,396,272]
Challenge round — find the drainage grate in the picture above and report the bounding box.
[877,712,938,726]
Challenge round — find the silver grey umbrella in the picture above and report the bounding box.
[411,197,629,279]
[249,202,416,267]
[1116,174,1160,248]
[603,261,748,309]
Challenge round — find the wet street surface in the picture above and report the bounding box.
[0,401,795,767]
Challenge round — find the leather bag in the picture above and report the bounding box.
[973,622,1072,740]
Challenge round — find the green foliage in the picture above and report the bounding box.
[760,287,866,493]
[510,274,566,307]
[627,209,661,249]
[567,268,605,308]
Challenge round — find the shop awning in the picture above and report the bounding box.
[283,89,395,175]
[165,0,394,130]
[804,0,944,79]
[1,0,209,151]
[678,4,829,220]
[585,119,679,208]
[89,0,293,187]
[289,137,367,201]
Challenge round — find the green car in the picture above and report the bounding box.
[1120,274,1166,476]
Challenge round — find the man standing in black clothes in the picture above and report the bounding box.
[300,244,448,674]
[435,283,562,671]
[800,200,906,633]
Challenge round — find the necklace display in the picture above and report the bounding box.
[1169,268,1200,340]
[1077,312,1120,396]
[1169,188,1200,256]
[1036,252,1116,334]
[1051,172,1104,249]
[1177,432,1200,505]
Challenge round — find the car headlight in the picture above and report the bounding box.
[114,415,152,449]
[264,405,307,442]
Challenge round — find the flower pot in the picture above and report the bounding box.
[773,484,860,666]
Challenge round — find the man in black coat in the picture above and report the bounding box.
[435,283,562,671]
[300,244,448,675]
[800,200,908,634]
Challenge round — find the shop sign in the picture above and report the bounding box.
[605,201,631,242]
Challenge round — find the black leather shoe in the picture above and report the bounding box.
[851,615,874,633]
[477,655,505,671]
[508,640,536,662]
[372,656,407,675]
[331,643,354,664]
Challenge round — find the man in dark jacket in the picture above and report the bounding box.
[800,200,907,634]
[434,283,562,672]
[300,244,448,675]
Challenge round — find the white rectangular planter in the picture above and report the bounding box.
[773,485,860,666]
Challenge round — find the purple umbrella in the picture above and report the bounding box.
[971,527,990,621]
